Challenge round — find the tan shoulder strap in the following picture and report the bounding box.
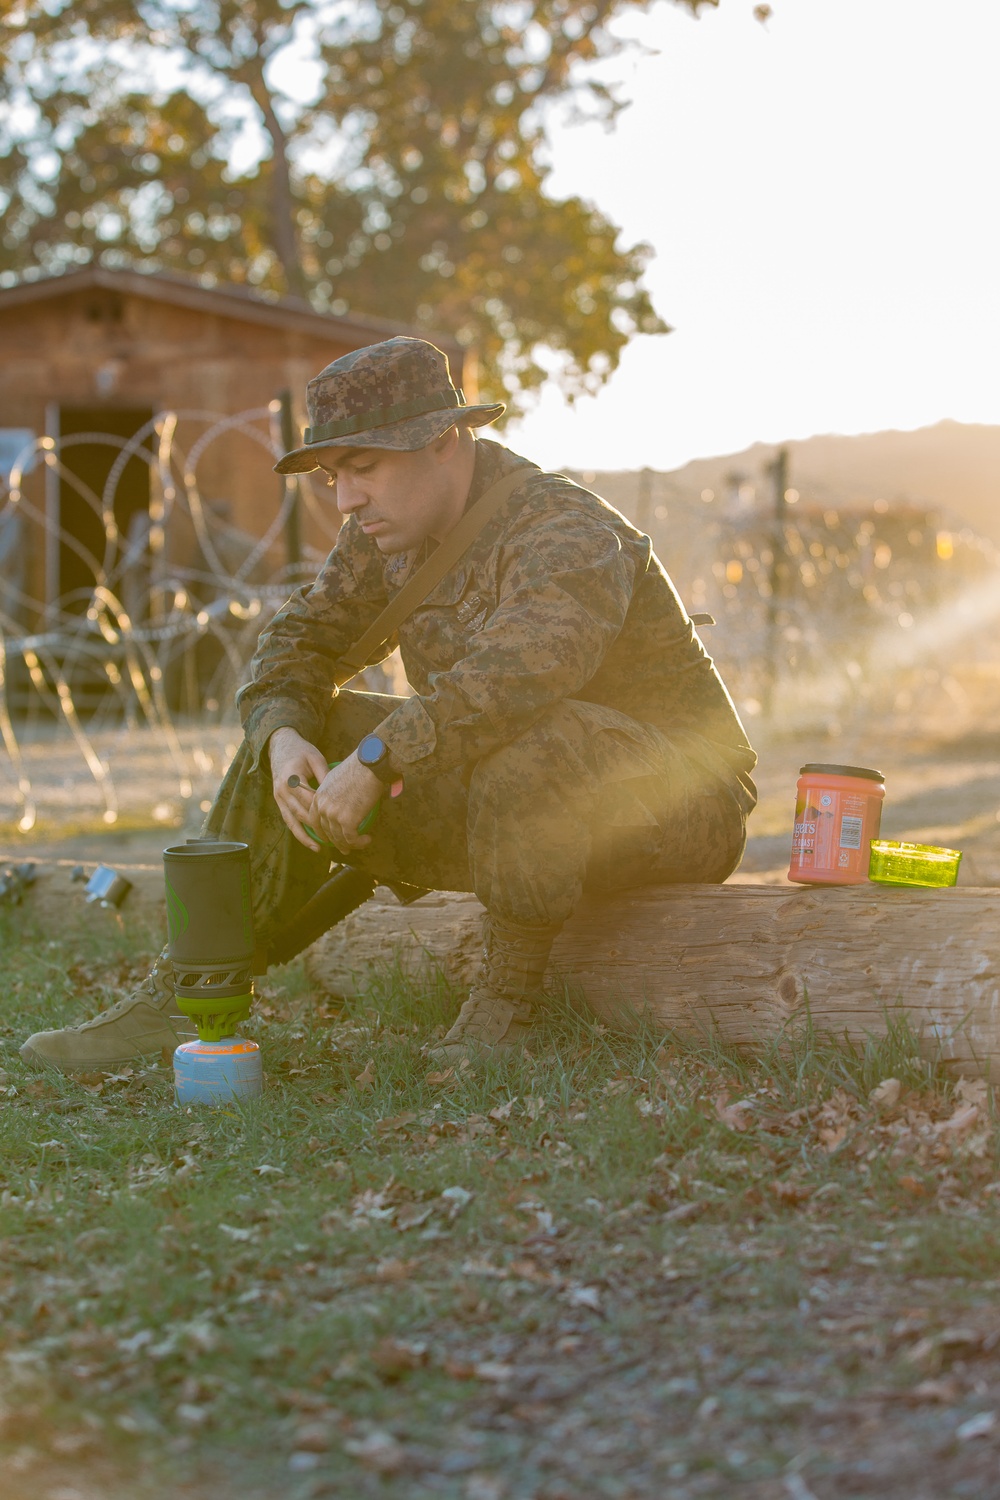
[332,465,536,687]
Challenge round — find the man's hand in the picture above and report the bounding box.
[268,727,335,853]
[268,727,383,855]
[310,754,382,854]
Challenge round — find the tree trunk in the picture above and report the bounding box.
[304,884,1000,1080]
[248,73,309,301]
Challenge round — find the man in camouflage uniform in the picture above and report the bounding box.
[21,337,757,1071]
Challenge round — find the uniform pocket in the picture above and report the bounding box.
[405,569,495,671]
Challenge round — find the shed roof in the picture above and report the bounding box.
[0,265,462,356]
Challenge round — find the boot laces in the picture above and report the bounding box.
[477,921,555,999]
[77,958,175,1026]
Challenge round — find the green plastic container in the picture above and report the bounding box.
[868,839,962,888]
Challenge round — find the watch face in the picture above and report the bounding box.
[358,734,387,768]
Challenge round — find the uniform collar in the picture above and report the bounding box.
[462,437,514,513]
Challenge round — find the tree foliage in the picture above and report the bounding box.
[0,0,714,410]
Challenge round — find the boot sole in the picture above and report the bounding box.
[19,1040,170,1074]
[19,1031,190,1074]
[426,1035,530,1064]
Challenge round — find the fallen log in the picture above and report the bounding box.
[305,883,1000,1080]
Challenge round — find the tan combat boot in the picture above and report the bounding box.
[428,916,560,1063]
[20,954,195,1073]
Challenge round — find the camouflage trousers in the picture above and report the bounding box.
[204,691,750,954]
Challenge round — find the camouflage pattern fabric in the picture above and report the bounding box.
[274,337,505,474]
[227,436,759,942]
[241,437,758,808]
[206,689,751,946]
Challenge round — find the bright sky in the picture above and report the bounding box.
[504,0,1000,472]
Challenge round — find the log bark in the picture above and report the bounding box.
[305,884,1000,1080]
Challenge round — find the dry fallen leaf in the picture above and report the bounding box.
[473,1361,515,1383]
[293,1420,335,1453]
[394,1203,433,1232]
[957,1411,996,1440]
[653,1046,677,1077]
[956,1077,990,1109]
[939,1327,983,1351]
[489,1098,516,1122]
[936,1103,979,1137]
[769,1180,811,1208]
[370,1337,428,1380]
[427,1068,455,1087]
[518,1203,557,1236]
[175,1402,209,1427]
[373,1257,417,1283]
[509,1258,558,1285]
[663,1201,704,1223]
[464,1475,506,1500]
[818,1125,847,1154]
[714,1094,753,1132]
[276,1389,337,1414]
[49,1432,98,1458]
[903,1336,941,1372]
[899,1174,929,1197]
[348,1181,397,1226]
[354,1059,375,1091]
[376,1111,417,1134]
[910,1376,961,1404]
[218,1224,255,1242]
[343,1429,407,1472]
[441,1185,474,1219]
[564,1284,603,1313]
[869,1077,901,1109]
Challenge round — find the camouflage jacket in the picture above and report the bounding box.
[238,440,757,804]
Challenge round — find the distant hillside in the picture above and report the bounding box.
[568,420,1000,543]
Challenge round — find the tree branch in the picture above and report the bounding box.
[245,68,308,300]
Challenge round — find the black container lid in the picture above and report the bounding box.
[799,763,884,782]
[163,841,249,857]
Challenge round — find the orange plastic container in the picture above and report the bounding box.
[788,763,885,885]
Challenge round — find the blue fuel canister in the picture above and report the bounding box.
[174,1037,263,1106]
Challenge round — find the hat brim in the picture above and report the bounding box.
[274,402,506,475]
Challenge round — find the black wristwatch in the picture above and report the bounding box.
[356,733,396,784]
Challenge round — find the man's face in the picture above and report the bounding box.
[316,439,459,554]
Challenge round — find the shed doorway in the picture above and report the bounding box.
[56,406,154,614]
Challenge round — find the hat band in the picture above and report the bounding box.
[305,387,467,445]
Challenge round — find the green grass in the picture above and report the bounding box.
[2,894,1000,1499]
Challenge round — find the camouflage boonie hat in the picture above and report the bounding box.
[274,336,505,474]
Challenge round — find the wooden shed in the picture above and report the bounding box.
[0,267,472,625]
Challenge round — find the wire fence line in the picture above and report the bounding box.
[678,501,1000,724]
[0,404,351,831]
[1,410,997,832]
